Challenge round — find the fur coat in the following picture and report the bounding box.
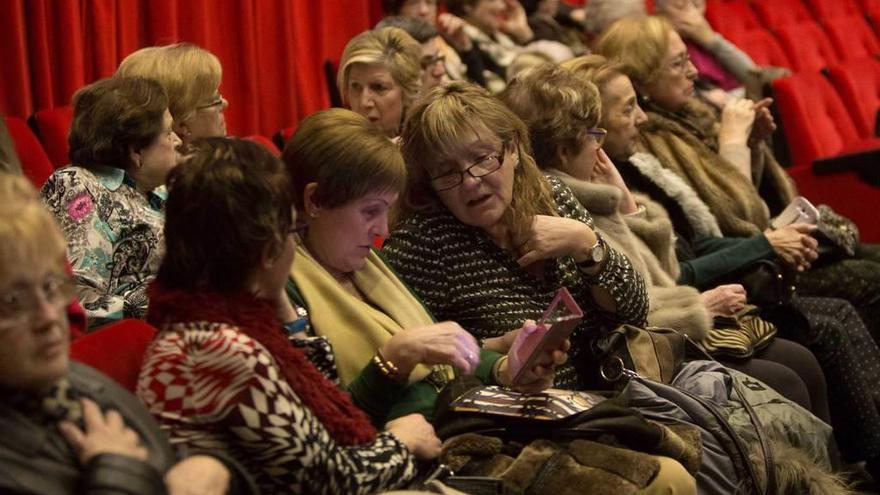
[549,170,711,341]
[636,99,796,238]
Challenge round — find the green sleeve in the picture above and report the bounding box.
[677,235,775,289]
[347,360,410,427]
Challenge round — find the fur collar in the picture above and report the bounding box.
[628,152,722,237]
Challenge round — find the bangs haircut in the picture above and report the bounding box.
[502,64,602,171]
[399,81,557,241]
[282,108,406,211]
[0,173,66,275]
[158,138,294,292]
[593,16,673,88]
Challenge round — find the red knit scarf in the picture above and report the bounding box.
[146,282,377,446]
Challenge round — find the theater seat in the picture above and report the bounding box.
[4,116,55,188]
[773,71,880,167]
[70,319,157,392]
[705,0,762,38]
[827,58,880,138]
[244,135,281,156]
[725,29,792,68]
[822,16,880,62]
[31,106,73,169]
[803,0,864,19]
[751,0,815,29]
[775,22,838,73]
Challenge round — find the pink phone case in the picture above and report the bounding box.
[509,288,584,386]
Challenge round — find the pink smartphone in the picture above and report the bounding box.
[509,288,584,386]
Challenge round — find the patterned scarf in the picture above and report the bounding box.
[147,283,377,446]
[2,377,83,425]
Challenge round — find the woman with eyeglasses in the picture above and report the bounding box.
[117,43,228,146]
[338,27,422,139]
[41,77,182,329]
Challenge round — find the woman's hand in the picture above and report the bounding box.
[438,13,473,52]
[516,215,598,267]
[764,223,819,271]
[496,320,569,393]
[385,414,442,460]
[749,98,777,144]
[165,455,231,495]
[719,98,756,147]
[590,149,639,214]
[381,322,481,377]
[700,284,747,317]
[500,0,533,43]
[59,398,148,465]
[663,0,716,47]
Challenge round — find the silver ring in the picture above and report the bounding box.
[467,351,475,363]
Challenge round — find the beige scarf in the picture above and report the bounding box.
[291,245,446,386]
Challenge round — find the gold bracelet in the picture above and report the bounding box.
[492,355,509,385]
[373,349,401,381]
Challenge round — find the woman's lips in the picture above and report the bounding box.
[467,193,492,207]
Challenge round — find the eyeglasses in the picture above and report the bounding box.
[420,53,446,70]
[666,53,693,74]
[587,128,607,147]
[430,149,506,192]
[197,93,226,110]
[0,273,75,327]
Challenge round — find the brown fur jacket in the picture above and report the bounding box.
[636,99,796,238]
[549,170,711,341]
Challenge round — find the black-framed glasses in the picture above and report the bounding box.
[197,93,225,110]
[430,149,505,192]
[420,53,446,70]
[587,128,607,147]
[0,273,75,326]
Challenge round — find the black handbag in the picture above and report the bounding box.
[718,259,796,307]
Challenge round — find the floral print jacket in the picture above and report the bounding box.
[41,165,165,329]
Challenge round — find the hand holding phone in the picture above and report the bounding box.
[771,196,820,229]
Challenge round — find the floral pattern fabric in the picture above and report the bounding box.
[41,165,165,329]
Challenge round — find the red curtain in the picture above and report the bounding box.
[0,0,385,137]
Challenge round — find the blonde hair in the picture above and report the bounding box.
[593,16,673,88]
[0,173,66,275]
[282,108,406,211]
[337,27,422,111]
[116,43,222,125]
[502,63,602,171]
[399,81,557,241]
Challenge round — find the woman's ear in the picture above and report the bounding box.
[556,145,571,170]
[129,147,143,170]
[303,182,321,218]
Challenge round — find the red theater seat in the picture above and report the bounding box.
[775,22,838,73]
[803,0,864,19]
[823,16,880,61]
[31,106,73,169]
[773,71,880,167]
[725,29,792,68]
[827,58,880,138]
[705,0,762,38]
[4,116,54,188]
[752,0,815,29]
[244,135,281,156]
[70,319,157,392]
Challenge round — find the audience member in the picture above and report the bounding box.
[520,0,587,55]
[338,27,422,138]
[376,16,449,91]
[139,137,439,494]
[0,173,250,495]
[116,43,228,147]
[41,77,181,329]
[0,117,22,175]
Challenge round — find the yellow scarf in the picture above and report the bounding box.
[291,244,444,386]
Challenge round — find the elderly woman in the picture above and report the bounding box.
[568,53,880,483]
[282,108,559,426]
[138,138,438,494]
[501,63,830,419]
[594,16,880,346]
[0,173,249,494]
[338,27,423,139]
[41,77,181,329]
[116,42,228,146]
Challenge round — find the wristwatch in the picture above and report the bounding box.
[578,232,607,268]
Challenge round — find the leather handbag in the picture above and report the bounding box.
[718,259,796,307]
[583,325,686,391]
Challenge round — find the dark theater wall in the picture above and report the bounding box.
[0,0,383,137]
